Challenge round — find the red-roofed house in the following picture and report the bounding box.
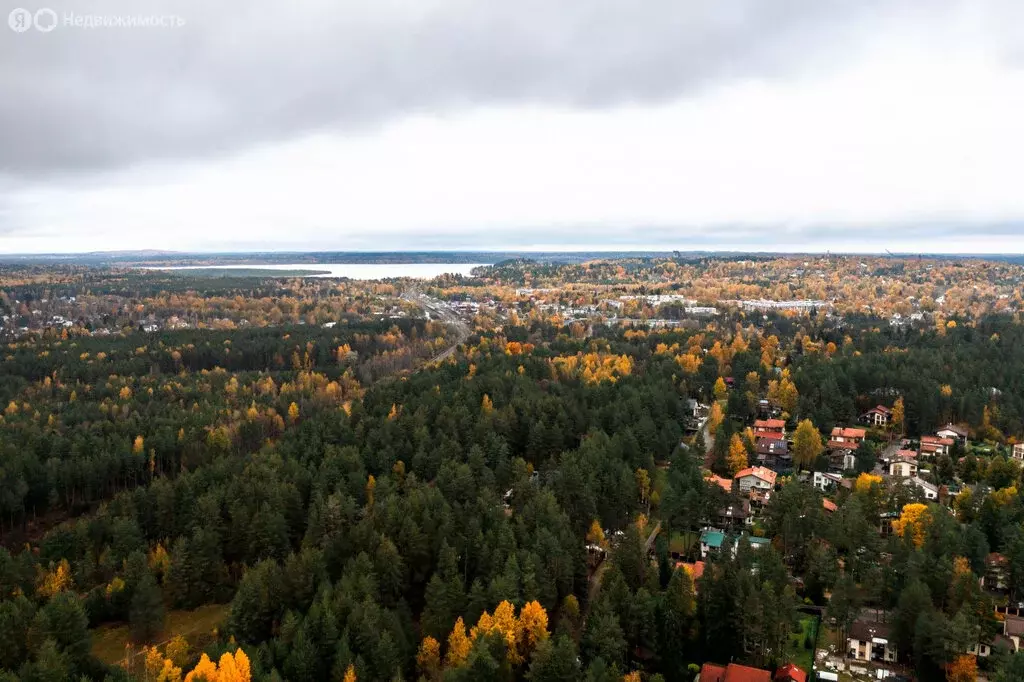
[699,663,772,682]
[774,663,808,682]
[822,498,838,513]
[734,466,778,493]
[861,405,892,427]
[706,474,734,494]
[920,435,954,456]
[828,426,866,450]
[754,419,786,439]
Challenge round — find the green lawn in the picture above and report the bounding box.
[783,616,818,673]
[91,603,230,667]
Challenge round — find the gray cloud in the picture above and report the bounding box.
[0,0,971,178]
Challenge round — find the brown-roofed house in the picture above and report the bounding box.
[754,419,786,439]
[861,405,892,427]
[828,426,866,450]
[936,423,968,444]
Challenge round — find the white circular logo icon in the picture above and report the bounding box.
[8,7,32,32]
[33,8,56,31]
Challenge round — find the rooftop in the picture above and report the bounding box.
[831,426,867,439]
[734,466,778,485]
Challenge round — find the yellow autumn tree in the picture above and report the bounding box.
[184,649,250,682]
[149,543,171,580]
[342,665,357,682]
[287,402,300,424]
[37,559,73,598]
[387,403,399,420]
[417,636,441,680]
[854,473,883,493]
[892,397,905,435]
[366,475,376,508]
[481,394,494,414]
[768,373,799,416]
[471,611,495,642]
[586,520,606,548]
[892,503,931,548]
[445,617,471,668]
[133,435,145,454]
[947,654,977,682]
[492,600,521,663]
[517,601,549,658]
[184,654,218,682]
[217,649,251,682]
[623,673,642,682]
[166,635,190,667]
[635,468,651,505]
[727,434,748,475]
[713,377,727,400]
[157,659,183,682]
[707,402,724,435]
[145,646,166,681]
[791,419,823,469]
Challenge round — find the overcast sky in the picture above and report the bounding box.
[2,0,1023,254]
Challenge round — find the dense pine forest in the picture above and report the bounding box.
[2,259,1024,682]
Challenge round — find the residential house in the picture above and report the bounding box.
[1013,443,1024,462]
[903,476,939,500]
[754,419,786,439]
[822,498,838,514]
[920,435,954,457]
[773,663,807,682]
[986,553,1010,591]
[756,438,791,471]
[706,474,733,494]
[966,641,995,657]
[848,620,898,663]
[889,454,918,478]
[698,663,771,682]
[936,423,969,445]
[828,427,866,451]
[1001,612,1024,652]
[861,405,892,427]
[700,530,726,559]
[813,471,845,492]
[716,499,752,530]
[735,466,778,494]
[827,448,856,472]
[734,535,771,556]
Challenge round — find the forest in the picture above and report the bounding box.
[2,259,1024,681]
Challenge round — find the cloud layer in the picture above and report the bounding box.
[1,0,1023,252]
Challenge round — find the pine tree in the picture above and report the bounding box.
[129,572,165,643]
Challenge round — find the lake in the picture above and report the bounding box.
[141,263,490,279]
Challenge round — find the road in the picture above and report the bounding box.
[401,289,472,365]
[701,416,714,464]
